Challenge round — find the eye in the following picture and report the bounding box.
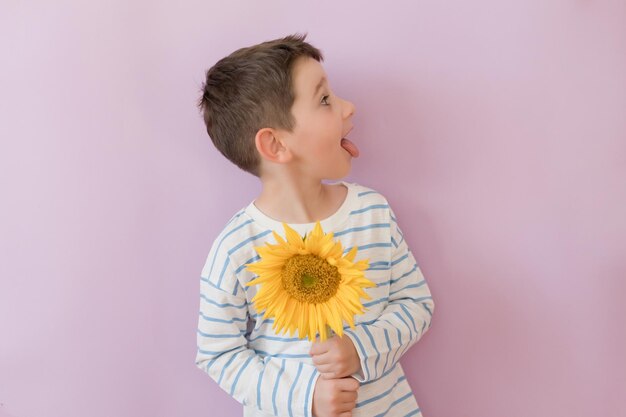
[320,95,330,106]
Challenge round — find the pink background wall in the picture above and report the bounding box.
[1,1,625,416]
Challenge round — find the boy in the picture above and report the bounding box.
[195,33,435,417]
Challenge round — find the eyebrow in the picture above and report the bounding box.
[312,77,327,99]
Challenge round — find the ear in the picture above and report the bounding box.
[254,128,292,163]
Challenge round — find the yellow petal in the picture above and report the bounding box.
[316,305,327,341]
[322,301,341,337]
[288,301,302,336]
[298,303,307,339]
[272,230,286,245]
[344,246,358,262]
[329,298,343,330]
[305,223,323,252]
[274,293,289,318]
[336,298,356,328]
[328,243,343,259]
[308,304,317,341]
[281,298,297,336]
[283,223,304,248]
[312,221,324,237]
[318,241,335,258]
[315,306,325,341]
[353,259,369,270]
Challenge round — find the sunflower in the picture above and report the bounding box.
[245,221,375,342]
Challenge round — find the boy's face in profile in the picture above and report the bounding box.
[279,57,357,181]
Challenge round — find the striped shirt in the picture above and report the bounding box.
[196,181,435,417]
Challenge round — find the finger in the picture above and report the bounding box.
[339,391,358,402]
[335,368,352,379]
[315,362,339,375]
[309,339,329,356]
[311,351,332,365]
[338,400,356,413]
[318,366,352,379]
[337,377,360,392]
[320,371,336,380]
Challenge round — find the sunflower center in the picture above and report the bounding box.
[281,254,341,303]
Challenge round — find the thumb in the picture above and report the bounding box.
[309,336,326,355]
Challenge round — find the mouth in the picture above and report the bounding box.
[340,127,360,158]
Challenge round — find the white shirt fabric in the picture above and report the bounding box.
[196,181,435,417]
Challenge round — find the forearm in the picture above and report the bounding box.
[196,277,321,417]
[344,282,434,382]
[344,208,435,383]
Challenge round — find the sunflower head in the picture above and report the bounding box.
[245,221,375,341]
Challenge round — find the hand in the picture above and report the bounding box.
[310,334,362,380]
[312,376,359,417]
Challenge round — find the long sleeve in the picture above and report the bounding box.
[343,207,435,383]
[195,255,321,417]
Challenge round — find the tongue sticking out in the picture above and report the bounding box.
[341,138,360,158]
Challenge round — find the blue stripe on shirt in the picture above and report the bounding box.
[399,303,418,334]
[230,355,254,395]
[344,242,392,254]
[197,330,243,339]
[334,223,390,237]
[304,369,317,417]
[235,255,260,273]
[228,230,272,256]
[197,345,242,357]
[216,256,231,288]
[362,325,380,379]
[382,328,391,375]
[288,362,303,417]
[249,334,303,343]
[373,391,413,417]
[257,365,264,409]
[389,281,426,297]
[200,293,246,309]
[391,253,409,266]
[393,311,413,339]
[363,297,387,309]
[254,350,310,359]
[360,361,399,386]
[357,190,379,197]
[357,375,406,408]
[396,227,405,245]
[349,204,389,215]
[272,359,286,415]
[344,328,370,380]
[390,264,418,283]
[207,218,253,278]
[377,319,403,370]
[218,350,242,385]
[423,302,433,316]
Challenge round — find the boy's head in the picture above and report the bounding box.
[197,33,324,178]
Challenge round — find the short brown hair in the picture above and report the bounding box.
[197,33,324,177]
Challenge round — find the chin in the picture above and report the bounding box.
[328,167,351,180]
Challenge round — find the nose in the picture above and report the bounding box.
[341,97,356,119]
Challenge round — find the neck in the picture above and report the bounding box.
[255,175,341,224]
